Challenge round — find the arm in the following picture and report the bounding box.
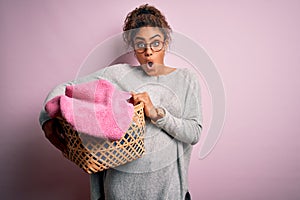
[132,70,203,145]
[155,71,203,145]
[39,67,107,152]
[39,68,107,125]
[155,108,202,145]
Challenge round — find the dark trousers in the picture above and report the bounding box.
[185,191,191,200]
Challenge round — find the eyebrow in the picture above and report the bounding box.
[134,34,162,41]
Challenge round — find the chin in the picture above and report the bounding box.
[143,69,155,76]
[141,65,156,76]
[140,66,156,76]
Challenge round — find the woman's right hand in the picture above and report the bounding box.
[42,118,67,154]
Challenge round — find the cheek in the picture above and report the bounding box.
[156,51,166,61]
[135,54,144,63]
[134,50,166,64]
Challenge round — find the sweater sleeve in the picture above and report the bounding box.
[155,70,203,145]
[38,67,107,126]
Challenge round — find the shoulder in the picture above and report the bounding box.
[172,68,201,94]
[105,63,133,72]
[102,63,137,80]
[175,68,200,83]
[76,63,133,80]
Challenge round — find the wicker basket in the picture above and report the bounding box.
[57,102,145,174]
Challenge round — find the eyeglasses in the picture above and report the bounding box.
[133,40,165,54]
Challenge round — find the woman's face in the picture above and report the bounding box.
[133,27,167,76]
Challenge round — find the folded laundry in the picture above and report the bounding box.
[45,79,134,140]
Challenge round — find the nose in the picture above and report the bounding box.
[144,47,153,57]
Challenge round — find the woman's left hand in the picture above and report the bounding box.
[131,92,157,119]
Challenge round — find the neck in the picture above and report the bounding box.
[156,65,176,76]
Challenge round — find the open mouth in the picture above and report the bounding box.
[147,61,153,68]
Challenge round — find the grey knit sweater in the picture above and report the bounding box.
[39,64,202,200]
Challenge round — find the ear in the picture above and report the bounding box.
[163,40,169,51]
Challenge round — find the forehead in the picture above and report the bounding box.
[134,27,164,40]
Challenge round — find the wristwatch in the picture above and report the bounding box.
[151,107,165,124]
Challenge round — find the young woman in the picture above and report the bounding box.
[40,4,202,200]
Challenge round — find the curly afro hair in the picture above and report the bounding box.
[123,4,172,47]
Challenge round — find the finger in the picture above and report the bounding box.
[48,135,66,152]
[131,94,138,105]
[52,119,67,143]
[54,126,66,144]
[45,120,68,153]
[132,93,143,105]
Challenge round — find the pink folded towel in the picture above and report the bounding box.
[45,79,134,140]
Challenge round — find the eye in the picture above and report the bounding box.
[151,40,161,47]
[135,42,146,49]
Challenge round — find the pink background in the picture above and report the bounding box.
[1,0,299,199]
